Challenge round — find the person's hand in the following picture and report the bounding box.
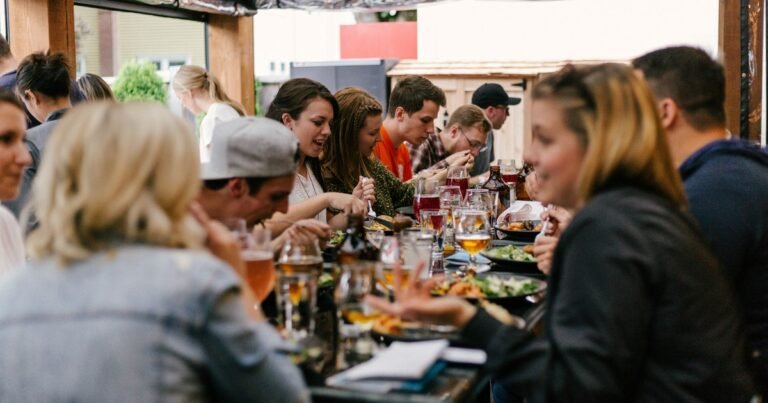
[541,205,572,237]
[532,234,558,275]
[190,203,265,321]
[326,192,366,216]
[525,171,540,202]
[289,219,332,246]
[364,262,477,329]
[352,176,376,203]
[464,154,475,171]
[189,202,244,274]
[445,150,472,168]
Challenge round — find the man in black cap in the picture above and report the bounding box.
[470,83,521,176]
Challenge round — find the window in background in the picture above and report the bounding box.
[73,5,206,118]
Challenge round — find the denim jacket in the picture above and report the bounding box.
[0,244,309,403]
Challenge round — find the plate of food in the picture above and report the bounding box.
[370,314,462,345]
[432,271,546,310]
[480,242,539,273]
[495,220,542,243]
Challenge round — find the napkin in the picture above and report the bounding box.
[326,340,450,392]
[446,251,491,266]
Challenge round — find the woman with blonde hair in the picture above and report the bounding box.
[323,87,413,217]
[173,65,245,162]
[367,64,754,400]
[0,102,308,402]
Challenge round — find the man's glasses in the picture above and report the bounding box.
[458,128,484,151]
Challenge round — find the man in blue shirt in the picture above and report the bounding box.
[634,46,768,393]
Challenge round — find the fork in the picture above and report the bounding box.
[363,177,376,218]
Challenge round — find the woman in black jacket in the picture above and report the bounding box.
[367,63,755,402]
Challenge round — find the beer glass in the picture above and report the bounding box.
[241,227,275,303]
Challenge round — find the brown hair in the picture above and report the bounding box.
[632,46,725,132]
[77,73,115,101]
[265,77,338,123]
[323,87,383,191]
[446,104,491,133]
[533,63,687,208]
[387,75,446,117]
[172,65,246,116]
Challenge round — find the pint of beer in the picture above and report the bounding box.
[242,250,275,302]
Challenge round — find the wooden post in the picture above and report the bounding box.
[208,14,255,115]
[7,0,76,79]
[719,0,764,141]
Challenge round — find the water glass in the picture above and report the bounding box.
[335,261,379,367]
[276,238,323,343]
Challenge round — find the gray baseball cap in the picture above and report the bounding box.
[201,117,299,180]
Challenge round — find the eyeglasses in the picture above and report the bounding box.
[458,128,484,151]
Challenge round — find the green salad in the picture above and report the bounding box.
[328,230,345,247]
[483,244,536,262]
[434,273,541,298]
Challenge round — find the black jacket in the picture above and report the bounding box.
[463,185,754,402]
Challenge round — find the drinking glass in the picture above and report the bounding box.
[222,217,249,248]
[413,178,440,222]
[276,237,323,343]
[335,260,379,367]
[377,236,404,292]
[446,166,470,200]
[420,209,449,275]
[241,227,275,303]
[498,159,519,187]
[454,209,491,273]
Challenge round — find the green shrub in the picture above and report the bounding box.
[112,62,167,103]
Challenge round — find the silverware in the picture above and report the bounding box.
[363,177,376,218]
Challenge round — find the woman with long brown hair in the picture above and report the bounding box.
[323,87,413,217]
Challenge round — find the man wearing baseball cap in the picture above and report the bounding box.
[470,83,521,176]
[198,117,330,248]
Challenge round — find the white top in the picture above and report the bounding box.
[289,163,326,223]
[0,205,25,273]
[199,103,240,163]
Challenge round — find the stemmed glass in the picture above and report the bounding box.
[276,237,323,343]
[454,209,491,274]
[446,166,469,200]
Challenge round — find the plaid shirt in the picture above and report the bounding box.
[408,133,449,175]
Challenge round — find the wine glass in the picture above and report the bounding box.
[454,209,491,274]
[276,237,323,343]
[241,227,275,303]
[446,166,469,200]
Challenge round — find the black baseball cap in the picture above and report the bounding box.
[471,83,521,108]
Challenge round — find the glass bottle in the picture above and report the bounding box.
[482,165,511,211]
[337,214,379,264]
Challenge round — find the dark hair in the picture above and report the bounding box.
[17,52,71,99]
[77,73,115,101]
[265,78,338,123]
[0,90,24,111]
[632,46,725,131]
[387,75,446,117]
[323,87,383,191]
[203,177,268,196]
[0,35,11,59]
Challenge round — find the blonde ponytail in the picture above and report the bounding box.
[172,65,247,116]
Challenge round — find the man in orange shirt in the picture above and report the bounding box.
[374,76,446,181]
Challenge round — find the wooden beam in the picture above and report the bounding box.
[720,0,741,137]
[208,14,255,116]
[720,0,764,141]
[7,0,76,79]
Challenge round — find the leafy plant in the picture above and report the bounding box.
[112,61,167,103]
